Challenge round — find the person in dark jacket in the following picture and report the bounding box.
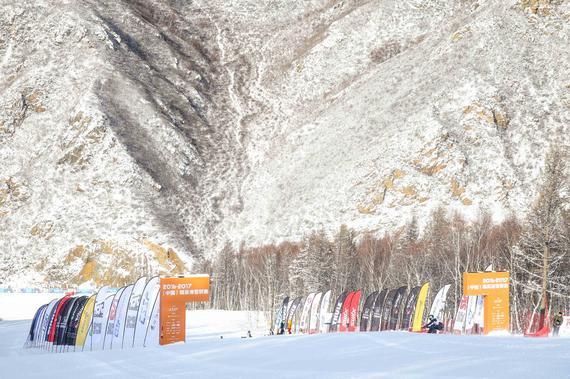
[553,312,563,336]
[423,315,443,334]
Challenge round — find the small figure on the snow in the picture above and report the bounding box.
[423,315,443,334]
[287,319,293,334]
[553,311,563,336]
[247,330,252,338]
[279,321,285,335]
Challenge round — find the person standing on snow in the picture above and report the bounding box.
[553,312,563,336]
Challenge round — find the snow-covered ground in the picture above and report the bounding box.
[0,293,67,320]
[1,294,569,378]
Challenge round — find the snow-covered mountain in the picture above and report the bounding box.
[1,0,569,287]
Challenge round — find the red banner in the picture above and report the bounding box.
[338,291,355,332]
[48,296,71,343]
[348,290,362,332]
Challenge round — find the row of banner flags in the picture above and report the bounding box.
[0,287,97,294]
[25,277,491,349]
[274,283,487,335]
[25,276,162,352]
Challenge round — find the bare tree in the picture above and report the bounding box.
[202,153,569,334]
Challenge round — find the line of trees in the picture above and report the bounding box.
[194,147,570,333]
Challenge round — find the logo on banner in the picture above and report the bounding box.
[139,292,150,325]
[93,302,104,318]
[129,295,142,310]
[106,299,119,335]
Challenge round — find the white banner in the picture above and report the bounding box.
[474,295,484,330]
[309,292,323,334]
[464,296,477,333]
[112,284,133,349]
[133,276,160,347]
[30,304,47,347]
[90,286,112,350]
[318,290,332,333]
[144,290,161,347]
[39,299,58,347]
[123,277,148,348]
[453,296,469,334]
[34,304,47,347]
[286,300,294,324]
[294,296,307,333]
[103,287,125,350]
[299,293,316,333]
[94,295,114,350]
[429,284,450,322]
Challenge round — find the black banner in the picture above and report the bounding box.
[329,291,348,332]
[65,296,88,346]
[359,291,378,332]
[400,286,421,330]
[380,289,397,331]
[389,286,407,330]
[370,289,387,332]
[275,296,290,333]
[281,296,290,321]
[55,297,77,346]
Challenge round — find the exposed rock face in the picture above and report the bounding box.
[522,0,555,14]
[0,0,569,286]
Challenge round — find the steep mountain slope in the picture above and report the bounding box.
[228,0,570,246]
[0,0,569,287]
[0,0,240,286]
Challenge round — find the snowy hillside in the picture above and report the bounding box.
[0,305,569,378]
[1,0,569,286]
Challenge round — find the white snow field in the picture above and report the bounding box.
[0,293,64,321]
[1,295,570,378]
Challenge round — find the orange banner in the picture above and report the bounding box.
[463,271,509,334]
[160,275,210,345]
[463,271,509,296]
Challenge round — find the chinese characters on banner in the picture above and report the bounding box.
[463,271,510,334]
[159,276,210,345]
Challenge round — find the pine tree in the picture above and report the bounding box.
[517,145,569,322]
